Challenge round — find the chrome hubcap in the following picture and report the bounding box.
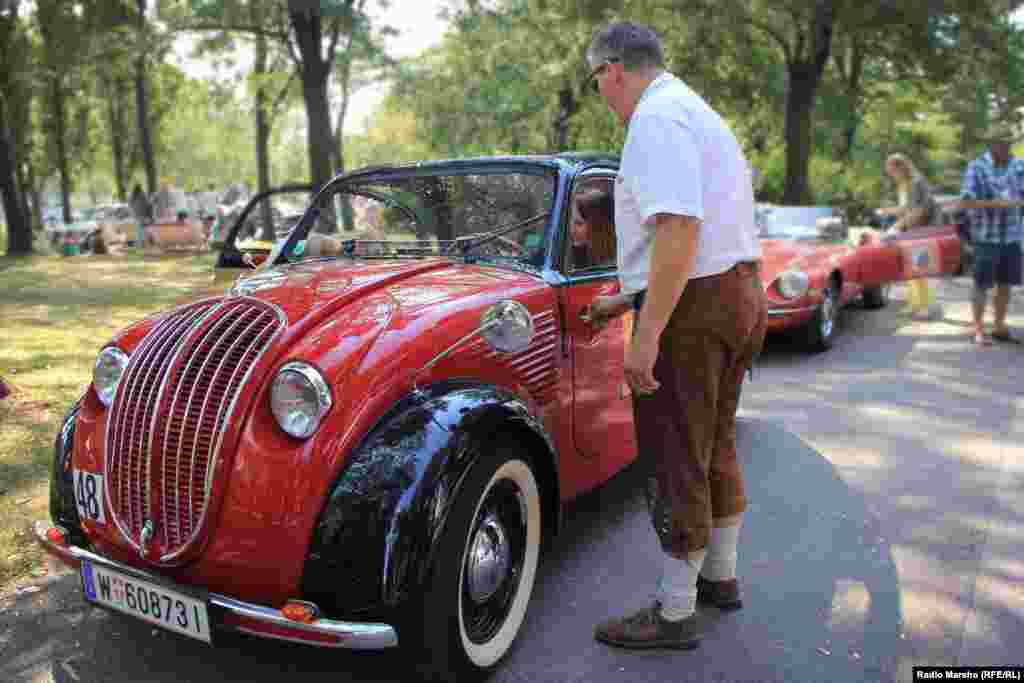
[821,290,835,338]
[466,512,511,604]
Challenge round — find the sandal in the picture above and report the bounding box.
[975,332,993,347]
[991,331,1021,344]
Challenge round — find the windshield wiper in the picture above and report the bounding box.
[444,212,550,257]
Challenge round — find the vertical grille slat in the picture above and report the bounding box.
[104,298,283,561]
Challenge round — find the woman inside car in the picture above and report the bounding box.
[571,189,617,270]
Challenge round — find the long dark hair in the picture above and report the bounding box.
[575,190,616,264]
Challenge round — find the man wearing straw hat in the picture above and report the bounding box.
[958,120,1024,346]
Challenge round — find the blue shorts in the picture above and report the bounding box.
[974,242,1023,290]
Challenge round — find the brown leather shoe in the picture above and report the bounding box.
[594,603,701,650]
[696,575,743,610]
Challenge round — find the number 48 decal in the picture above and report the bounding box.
[74,470,106,523]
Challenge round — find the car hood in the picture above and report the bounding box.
[760,239,851,283]
[228,258,536,325]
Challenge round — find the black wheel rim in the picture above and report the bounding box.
[461,479,527,645]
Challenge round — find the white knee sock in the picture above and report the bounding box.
[701,517,743,581]
[656,549,706,621]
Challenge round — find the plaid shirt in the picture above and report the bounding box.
[960,151,1024,244]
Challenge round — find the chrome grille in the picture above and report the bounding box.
[105,298,284,561]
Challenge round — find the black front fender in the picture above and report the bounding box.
[49,397,88,547]
[301,382,559,620]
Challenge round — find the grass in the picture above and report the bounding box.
[0,249,219,591]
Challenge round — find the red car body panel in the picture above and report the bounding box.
[69,255,637,607]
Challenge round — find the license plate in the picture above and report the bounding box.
[81,560,211,644]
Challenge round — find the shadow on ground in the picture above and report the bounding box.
[0,420,902,683]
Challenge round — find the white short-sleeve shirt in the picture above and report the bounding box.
[615,73,761,294]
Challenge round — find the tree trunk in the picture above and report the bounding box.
[26,160,41,233]
[782,63,817,205]
[782,3,834,204]
[52,78,73,224]
[135,0,156,195]
[254,26,274,241]
[551,85,578,151]
[290,5,337,193]
[108,77,128,201]
[0,99,30,255]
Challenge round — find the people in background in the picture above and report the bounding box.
[877,153,942,321]
[958,121,1024,347]
[129,183,151,247]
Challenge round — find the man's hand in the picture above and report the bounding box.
[583,294,633,332]
[625,329,660,394]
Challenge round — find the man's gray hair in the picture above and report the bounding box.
[587,22,666,72]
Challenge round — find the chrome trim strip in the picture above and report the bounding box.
[63,545,397,650]
[768,306,816,317]
[164,297,287,562]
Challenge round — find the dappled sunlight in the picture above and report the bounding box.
[952,435,1024,470]
[827,579,872,632]
[891,545,973,639]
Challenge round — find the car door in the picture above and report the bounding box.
[857,223,961,287]
[558,170,638,494]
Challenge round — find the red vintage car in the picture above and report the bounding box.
[757,205,962,351]
[36,155,643,680]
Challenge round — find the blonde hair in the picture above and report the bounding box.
[885,153,921,184]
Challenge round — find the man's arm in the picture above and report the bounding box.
[891,207,928,232]
[955,199,1024,210]
[625,213,700,394]
[633,214,700,343]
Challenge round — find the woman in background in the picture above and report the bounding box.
[877,153,942,320]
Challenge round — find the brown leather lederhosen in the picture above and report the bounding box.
[631,260,767,557]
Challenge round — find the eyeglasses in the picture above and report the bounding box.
[586,58,620,94]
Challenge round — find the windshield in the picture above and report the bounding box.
[757,206,845,241]
[274,168,557,269]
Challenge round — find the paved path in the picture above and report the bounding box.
[2,276,1022,683]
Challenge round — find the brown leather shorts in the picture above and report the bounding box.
[632,261,767,556]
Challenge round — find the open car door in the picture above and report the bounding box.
[212,184,315,288]
[857,223,961,288]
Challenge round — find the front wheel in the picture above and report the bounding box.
[800,282,839,352]
[862,282,890,310]
[414,443,542,681]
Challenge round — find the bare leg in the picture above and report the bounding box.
[972,286,991,345]
[993,285,1011,335]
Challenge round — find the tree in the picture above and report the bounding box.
[177,0,388,196]
[0,1,33,255]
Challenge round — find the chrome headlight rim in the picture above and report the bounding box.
[480,300,535,354]
[775,270,810,300]
[93,346,130,408]
[270,361,333,439]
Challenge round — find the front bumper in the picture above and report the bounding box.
[766,304,817,330]
[34,520,398,650]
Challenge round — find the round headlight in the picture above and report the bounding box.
[480,300,535,353]
[94,347,129,408]
[776,271,810,300]
[270,362,332,439]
